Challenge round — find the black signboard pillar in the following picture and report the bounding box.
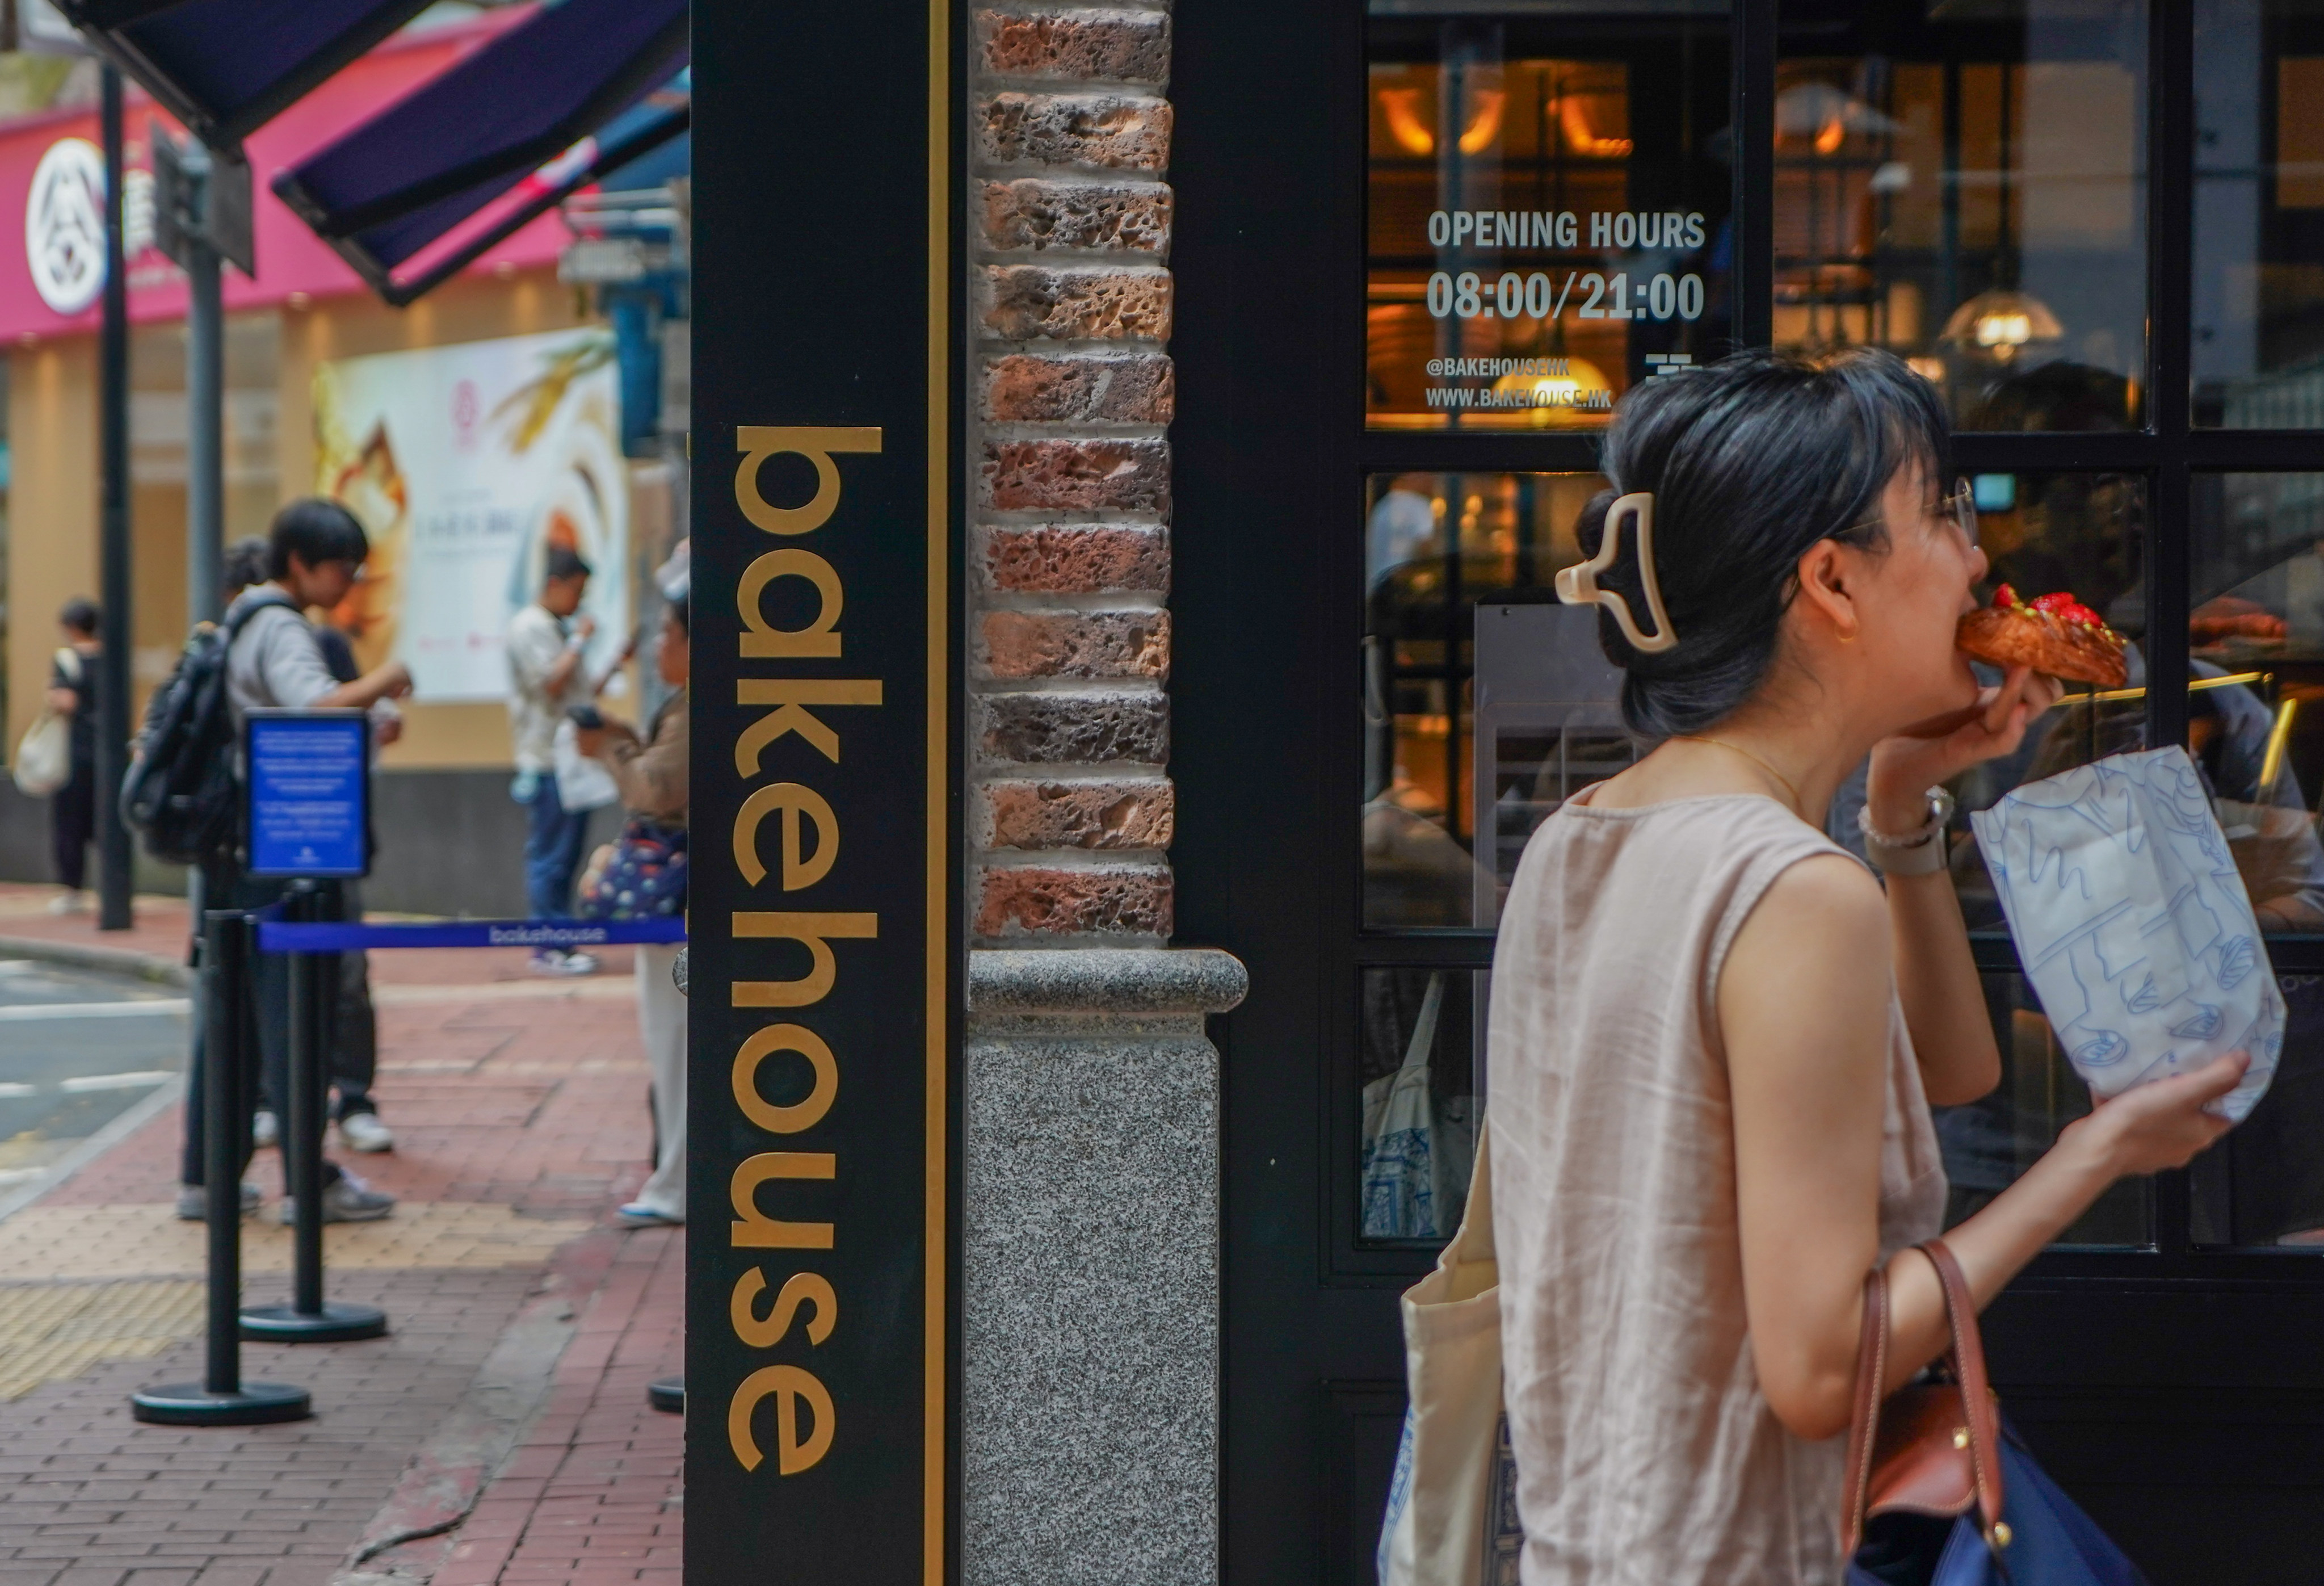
[689,2,957,1584]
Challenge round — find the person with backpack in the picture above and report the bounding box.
[155,500,410,1223]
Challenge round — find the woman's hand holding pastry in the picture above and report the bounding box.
[1864,665,2061,829]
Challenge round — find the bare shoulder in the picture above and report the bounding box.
[1729,850,1889,977]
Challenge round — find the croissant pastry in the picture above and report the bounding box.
[1955,585,2128,688]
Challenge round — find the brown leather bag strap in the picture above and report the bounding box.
[1917,1238,2006,1541]
[1839,1264,1889,1556]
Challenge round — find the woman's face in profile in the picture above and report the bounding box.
[1845,459,1989,724]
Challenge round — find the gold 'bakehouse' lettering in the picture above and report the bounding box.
[739,548,845,658]
[731,1151,839,1249]
[733,783,840,891]
[729,1364,837,1474]
[733,426,883,535]
[732,1023,838,1134]
[730,913,879,1008]
[734,679,884,771]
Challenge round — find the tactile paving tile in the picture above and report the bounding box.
[0,1277,204,1398]
[0,1200,596,1279]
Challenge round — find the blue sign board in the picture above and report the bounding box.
[245,710,369,878]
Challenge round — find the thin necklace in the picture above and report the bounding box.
[1674,735,1803,813]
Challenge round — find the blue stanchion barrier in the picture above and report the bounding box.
[256,917,686,954]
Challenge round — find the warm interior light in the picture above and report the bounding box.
[1940,289,2064,364]
[1379,88,1434,156]
[1459,90,1506,154]
[1555,97,1632,157]
[1489,358,1612,423]
[1814,116,1846,154]
[1906,356,1947,384]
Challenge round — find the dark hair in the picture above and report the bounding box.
[267,498,369,581]
[544,547,592,584]
[1579,347,1951,739]
[666,593,690,638]
[221,536,270,596]
[57,597,98,635]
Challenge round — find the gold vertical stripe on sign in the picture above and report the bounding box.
[923,0,951,1577]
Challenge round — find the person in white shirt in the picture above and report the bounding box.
[506,548,600,975]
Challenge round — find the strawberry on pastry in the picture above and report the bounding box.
[1955,585,2128,687]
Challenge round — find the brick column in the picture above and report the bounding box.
[960,10,1242,1586]
[970,5,1177,944]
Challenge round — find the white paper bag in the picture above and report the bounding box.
[1970,745,2283,1121]
[553,716,620,813]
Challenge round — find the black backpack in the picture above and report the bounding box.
[120,593,295,865]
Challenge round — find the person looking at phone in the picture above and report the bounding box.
[506,547,602,975]
[1489,349,2243,1583]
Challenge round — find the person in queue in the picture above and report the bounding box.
[506,548,603,976]
[1489,348,2244,1582]
[176,501,411,1224]
[575,571,688,1228]
[43,597,103,914]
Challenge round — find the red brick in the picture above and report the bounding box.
[982,353,1173,424]
[974,863,1174,938]
[977,9,1169,84]
[975,689,1167,765]
[984,523,1168,594]
[981,778,1174,850]
[978,265,1171,341]
[981,178,1171,254]
[976,92,1171,172]
[981,438,1170,513]
[981,608,1169,679]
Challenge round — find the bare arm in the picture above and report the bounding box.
[1723,854,2244,1442]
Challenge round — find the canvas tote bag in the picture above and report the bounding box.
[1377,1121,1523,1586]
[12,648,77,798]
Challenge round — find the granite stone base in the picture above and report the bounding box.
[963,947,1246,1586]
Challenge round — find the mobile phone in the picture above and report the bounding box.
[566,703,605,731]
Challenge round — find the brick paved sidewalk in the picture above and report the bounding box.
[0,885,685,1586]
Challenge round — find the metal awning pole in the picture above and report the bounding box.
[96,67,133,933]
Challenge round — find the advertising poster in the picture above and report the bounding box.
[312,328,629,702]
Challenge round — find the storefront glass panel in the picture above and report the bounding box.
[1364,15,1733,430]
[2193,0,2324,428]
[1363,471,1610,928]
[1949,974,2153,1245]
[1358,967,1480,1245]
[1775,0,2148,430]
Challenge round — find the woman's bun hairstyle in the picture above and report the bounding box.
[1585,346,1951,740]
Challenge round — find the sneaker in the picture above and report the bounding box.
[338,1112,394,1153]
[615,1202,683,1228]
[176,1182,262,1220]
[45,891,85,916]
[279,1174,394,1224]
[528,949,600,977]
[253,1109,279,1148]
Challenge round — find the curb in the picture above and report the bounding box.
[0,932,192,988]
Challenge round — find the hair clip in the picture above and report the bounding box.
[1554,492,1677,653]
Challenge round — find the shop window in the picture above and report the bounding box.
[1363,471,1610,928]
[1774,0,2148,429]
[1365,16,1732,430]
[1357,968,1478,1245]
[1949,975,2152,1246]
[2193,0,2324,427]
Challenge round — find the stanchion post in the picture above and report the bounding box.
[132,911,310,1425]
[243,884,387,1344]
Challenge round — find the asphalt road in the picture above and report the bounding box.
[0,956,188,1190]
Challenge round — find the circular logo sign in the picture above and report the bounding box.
[24,138,106,316]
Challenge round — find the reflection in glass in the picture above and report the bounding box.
[1775,0,2148,429]
[1941,976,2150,1246]
[2188,474,2324,934]
[1365,18,1732,429]
[1359,968,1479,1244]
[1364,473,1612,928]
[2193,0,2324,427]
[2196,972,2324,1245]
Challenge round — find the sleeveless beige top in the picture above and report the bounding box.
[1487,790,1947,1586]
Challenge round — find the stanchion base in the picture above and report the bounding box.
[131,1381,311,1425]
[647,1376,683,1415]
[240,1302,389,1343]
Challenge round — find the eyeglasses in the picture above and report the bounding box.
[1943,477,1980,548]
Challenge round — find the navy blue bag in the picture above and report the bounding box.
[579,818,688,920]
[1843,1239,2149,1586]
